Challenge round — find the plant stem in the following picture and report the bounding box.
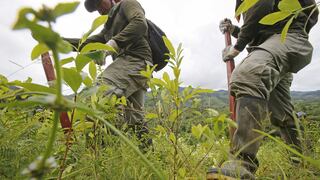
[41,110,60,169]
[58,95,77,179]
[57,130,72,180]
[40,48,63,173]
[52,50,63,104]
[89,114,165,180]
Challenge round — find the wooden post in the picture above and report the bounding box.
[223,32,236,139]
[41,52,72,132]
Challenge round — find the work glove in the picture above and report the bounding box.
[222,45,240,62]
[93,39,119,66]
[106,39,119,54]
[219,18,235,34]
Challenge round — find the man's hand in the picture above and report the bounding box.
[219,18,235,34]
[222,45,240,62]
[106,39,119,55]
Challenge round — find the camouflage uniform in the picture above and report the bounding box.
[66,0,152,141]
[208,0,318,179]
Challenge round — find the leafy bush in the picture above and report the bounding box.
[0,1,319,179]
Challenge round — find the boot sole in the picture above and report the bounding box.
[207,173,237,180]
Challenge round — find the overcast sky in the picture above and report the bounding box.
[1,0,320,92]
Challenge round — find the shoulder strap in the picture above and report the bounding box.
[105,2,124,28]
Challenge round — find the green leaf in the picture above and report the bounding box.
[83,51,105,63]
[163,36,175,57]
[53,2,80,18]
[169,133,176,143]
[154,125,166,134]
[169,109,181,122]
[91,15,108,32]
[25,77,33,83]
[281,16,294,42]
[178,168,186,178]
[81,15,108,43]
[89,61,97,80]
[74,121,94,132]
[119,96,127,106]
[191,124,208,139]
[0,94,56,109]
[12,8,36,30]
[60,57,75,66]
[259,11,291,25]
[62,68,82,93]
[11,82,56,94]
[31,43,49,60]
[75,54,92,72]
[57,39,73,54]
[29,23,60,49]
[145,113,158,119]
[150,78,166,87]
[173,67,181,79]
[0,75,8,84]
[278,0,302,12]
[13,7,61,49]
[0,93,77,111]
[83,75,93,87]
[162,72,171,84]
[206,108,219,117]
[235,0,259,17]
[80,42,116,53]
[225,118,238,128]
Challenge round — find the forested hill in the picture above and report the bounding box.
[146,89,320,110]
[291,90,320,101]
[203,90,320,102]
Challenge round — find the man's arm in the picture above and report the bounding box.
[232,26,240,38]
[112,0,147,48]
[303,0,319,33]
[64,28,107,51]
[234,0,274,51]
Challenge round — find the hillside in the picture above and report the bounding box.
[147,89,320,106]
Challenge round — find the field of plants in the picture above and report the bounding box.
[1,1,320,180]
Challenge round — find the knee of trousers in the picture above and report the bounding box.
[230,81,267,100]
[104,85,125,98]
[230,49,280,100]
[230,68,273,100]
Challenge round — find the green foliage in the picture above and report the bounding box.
[80,15,109,46]
[2,1,320,179]
[259,0,302,42]
[235,0,259,16]
[238,0,319,42]
[259,11,292,25]
[62,68,82,93]
[81,42,116,53]
[8,1,161,179]
[31,43,50,60]
[141,39,232,178]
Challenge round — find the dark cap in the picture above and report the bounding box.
[84,0,102,12]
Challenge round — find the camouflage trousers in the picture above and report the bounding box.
[97,55,150,142]
[229,33,313,163]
